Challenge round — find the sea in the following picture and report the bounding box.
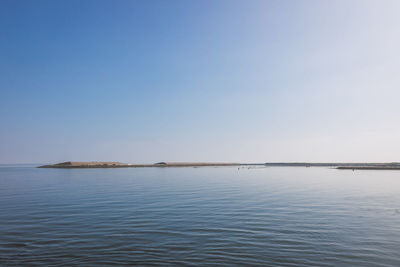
[1,165,400,266]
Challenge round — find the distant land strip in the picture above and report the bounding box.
[38,161,400,169]
[265,162,400,170]
[38,161,247,168]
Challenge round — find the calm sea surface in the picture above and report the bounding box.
[1,166,400,266]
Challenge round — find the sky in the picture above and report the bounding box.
[1,0,400,164]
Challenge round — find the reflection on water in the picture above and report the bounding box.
[1,166,400,266]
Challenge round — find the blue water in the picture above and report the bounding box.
[1,166,400,266]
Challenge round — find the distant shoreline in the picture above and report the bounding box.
[265,162,400,170]
[38,161,247,168]
[38,161,400,170]
[336,166,400,170]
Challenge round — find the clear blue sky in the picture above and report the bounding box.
[1,0,400,164]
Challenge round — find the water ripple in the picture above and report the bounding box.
[1,166,400,266]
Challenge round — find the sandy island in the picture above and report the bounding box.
[38,161,245,168]
[38,161,400,170]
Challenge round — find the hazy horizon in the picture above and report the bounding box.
[2,0,400,164]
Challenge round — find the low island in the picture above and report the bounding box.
[38,161,400,170]
[38,162,134,168]
[38,161,245,168]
